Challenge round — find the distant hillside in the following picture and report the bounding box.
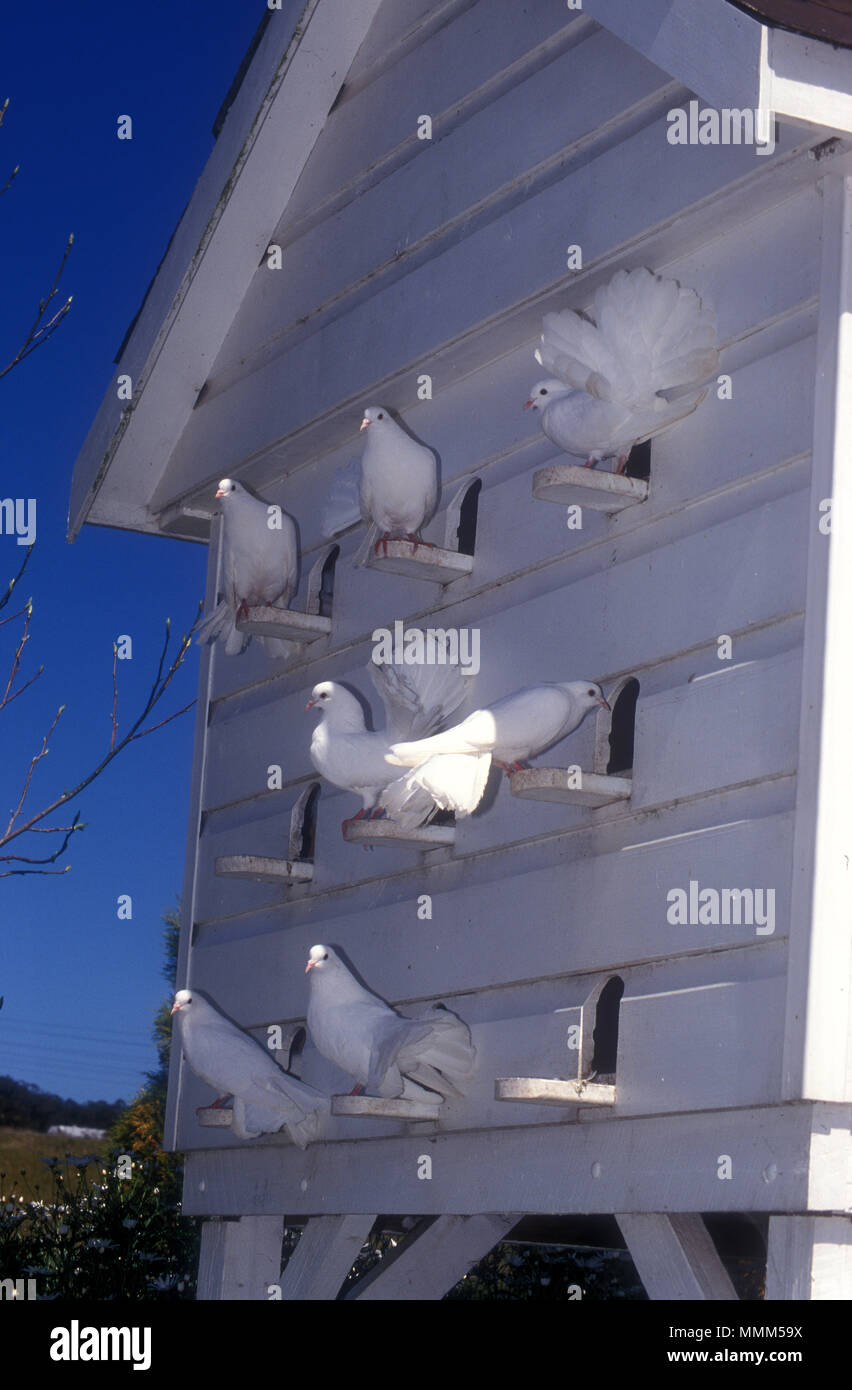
[0,1075,125,1133]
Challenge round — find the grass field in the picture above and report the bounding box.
[0,1127,108,1199]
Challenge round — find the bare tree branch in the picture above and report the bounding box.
[0,98,18,196]
[0,233,74,382]
[0,544,32,615]
[1,566,204,876]
[1,98,73,380]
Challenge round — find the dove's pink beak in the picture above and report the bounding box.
[305,697,316,710]
[305,959,316,973]
[598,697,611,711]
[523,399,534,410]
[170,1001,182,1014]
[215,487,226,498]
[360,417,370,431]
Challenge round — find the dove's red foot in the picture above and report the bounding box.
[583,458,598,469]
[349,1084,365,1096]
[614,455,629,475]
[405,534,435,551]
[341,808,369,835]
[496,759,528,774]
[374,534,391,557]
[368,807,387,820]
[235,599,250,621]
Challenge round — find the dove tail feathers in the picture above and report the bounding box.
[398,1006,477,1099]
[380,752,491,826]
[536,267,718,411]
[196,600,247,655]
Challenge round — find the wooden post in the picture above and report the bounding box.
[197,1216,284,1300]
[766,1216,852,1300]
[276,1215,377,1300]
[347,1214,519,1300]
[616,1213,738,1300]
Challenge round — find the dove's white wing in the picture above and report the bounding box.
[369,657,468,743]
[321,459,362,539]
[387,706,500,762]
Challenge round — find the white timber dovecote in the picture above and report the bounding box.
[70,0,852,1300]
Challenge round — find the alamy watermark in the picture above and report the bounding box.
[371,620,480,676]
[667,880,775,936]
[0,497,36,545]
[666,100,775,156]
[0,1276,37,1299]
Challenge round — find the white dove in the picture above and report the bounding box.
[307,654,468,829]
[171,988,329,1147]
[305,945,476,1100]
[197,478,299,657]
[526,267,718,472]
[383,681,609,826]
[357,406,438,561]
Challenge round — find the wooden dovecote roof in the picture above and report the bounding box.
[730,0,852,49]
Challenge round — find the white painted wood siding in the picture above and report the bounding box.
[163,0,851,1199]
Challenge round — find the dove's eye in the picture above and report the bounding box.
[588,689,595,697]
[377,412,384,419]
[320,691,329,701]
[539,388,548,396]
[322,953,328,960]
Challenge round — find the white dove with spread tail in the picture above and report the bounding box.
[197,478,298,657]
[384,681,609,826]
[307,653,468,826]
[356,406,438,562]
[305,945,476,1100]
[171,988,329,1147]
[526,267,718,471]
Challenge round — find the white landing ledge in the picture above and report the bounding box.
[331,1095,442,1121]
[342,819,455,849]
[196,1106,235,1128]
[495,1078,616,1107]
[236,607,332,642]
[367,539,473,583]
[215,855,314,885]
[532,464,648,511]
[509,768,632,807]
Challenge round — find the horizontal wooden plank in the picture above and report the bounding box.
[616,977,785,1115]
[177,1101,852,1215]
[189,811,794,1017]
[632,650,801,809]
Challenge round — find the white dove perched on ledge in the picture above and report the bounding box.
[197,478,298,657]
[383,681,609,827]
[305,945,476,1100]
[171,988,329,1147]
[355,406,439,562]
[525,267,718,471]
[307,654,468,828]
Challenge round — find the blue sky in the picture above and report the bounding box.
[0,2,265,1103]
